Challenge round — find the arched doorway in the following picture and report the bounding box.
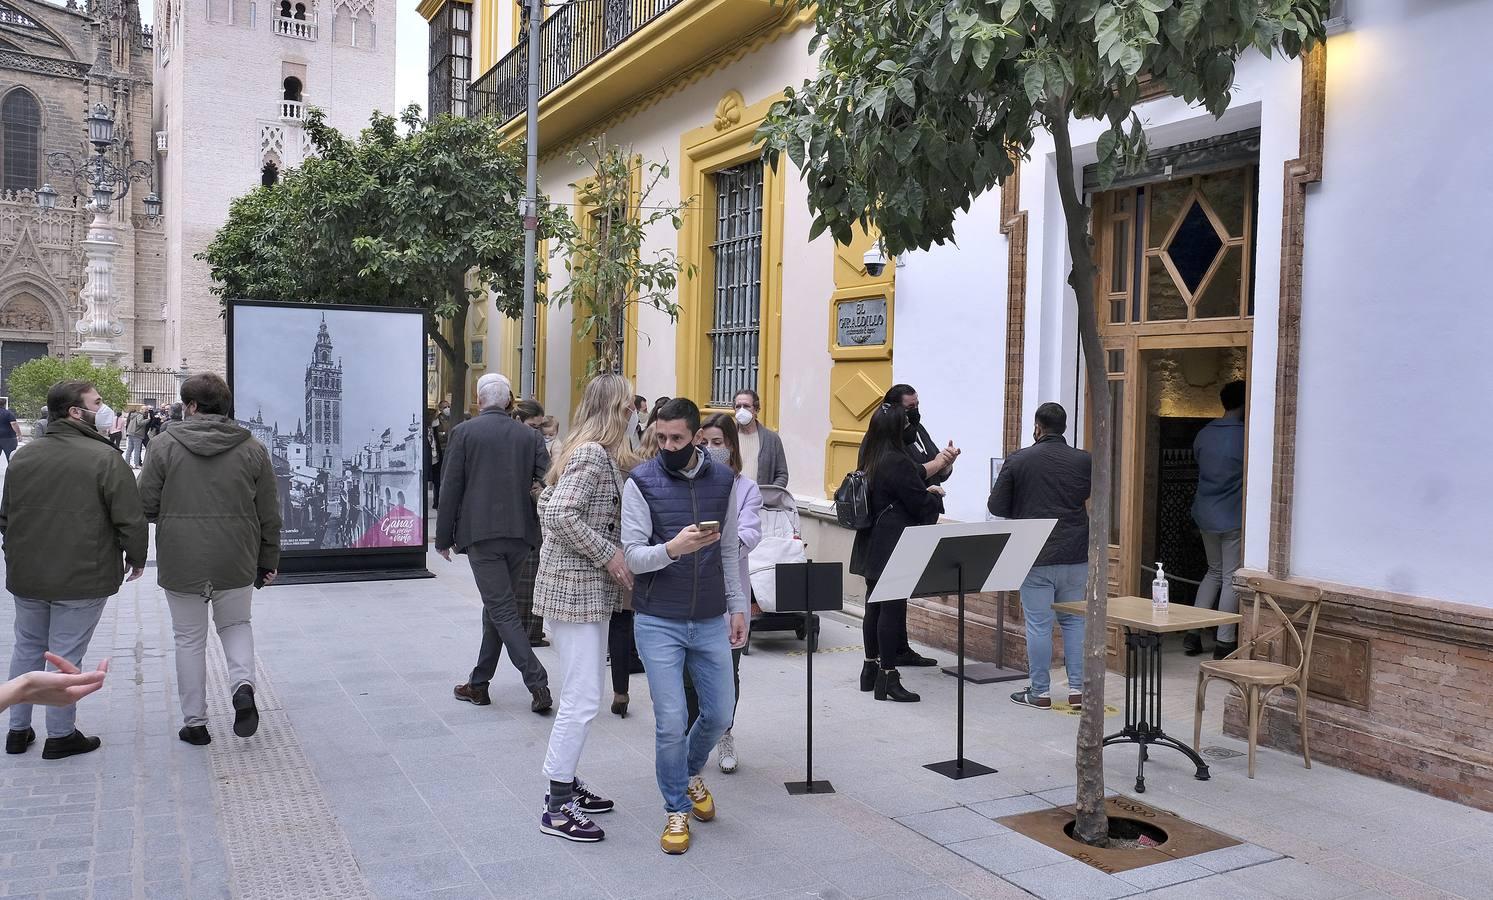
[0,292,56,402]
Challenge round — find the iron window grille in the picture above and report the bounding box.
[428,1,473,119]
[707,159,764,408]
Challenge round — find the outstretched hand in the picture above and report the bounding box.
[16,654,110,706]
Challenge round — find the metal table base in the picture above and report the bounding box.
[1103,628,1211,793]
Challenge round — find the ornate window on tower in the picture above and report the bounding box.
[427,0,472,119]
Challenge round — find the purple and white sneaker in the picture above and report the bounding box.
[543,779,615,815]
[540,800,605,842]
[572,779,615,814]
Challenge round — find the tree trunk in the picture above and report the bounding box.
[1049,109,1113,848]
[428,296,469,415]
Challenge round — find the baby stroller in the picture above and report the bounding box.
[745,485,818,653]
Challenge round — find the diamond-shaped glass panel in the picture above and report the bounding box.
[1165,201,1224,294]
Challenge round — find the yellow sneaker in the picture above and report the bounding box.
[687,775,716,822]
[660,811,690,854]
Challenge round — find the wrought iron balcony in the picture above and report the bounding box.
[468,0,681,125]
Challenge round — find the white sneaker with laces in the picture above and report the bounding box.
[717,729,738,774]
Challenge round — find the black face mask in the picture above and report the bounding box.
[659,443,695,472]
[906,408,921,429]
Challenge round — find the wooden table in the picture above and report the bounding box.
[1053,596,1243,793]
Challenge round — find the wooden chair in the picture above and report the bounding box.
[1193,576,1324,778]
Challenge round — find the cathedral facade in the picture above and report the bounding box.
[0,0,162,401]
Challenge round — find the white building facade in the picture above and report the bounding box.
[462,0,1491,808]
[152,0,395,374]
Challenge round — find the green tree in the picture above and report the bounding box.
[7,356,129,421]
[200,107,567,412]
[547,139,694,384]
[760,0,1326,845]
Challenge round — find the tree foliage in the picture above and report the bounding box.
[7,356,129,420]
[200,107,569,411]
[547,140,694,383]
[760,0,1326,845]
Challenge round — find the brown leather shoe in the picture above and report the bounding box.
[454,683,491,706]
[1068,692,1083,709]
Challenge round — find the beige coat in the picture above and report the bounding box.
[532,442,625,624]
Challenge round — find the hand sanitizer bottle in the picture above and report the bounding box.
[1152,563,1170,613]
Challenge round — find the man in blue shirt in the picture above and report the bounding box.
[1187,380,1246,659]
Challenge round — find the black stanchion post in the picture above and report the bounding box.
[785,562,835,795]
[926,561,997,780]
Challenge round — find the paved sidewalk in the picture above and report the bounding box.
[3,544,1492,899]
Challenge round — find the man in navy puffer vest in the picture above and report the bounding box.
[622,398,747,855]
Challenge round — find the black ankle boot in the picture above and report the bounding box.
[860,660,877,693]
[873,669,920,703]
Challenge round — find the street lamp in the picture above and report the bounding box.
[37,98,163,367]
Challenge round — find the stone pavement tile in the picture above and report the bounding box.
[943,868,1045,899]
[474,854,611,900]
[846,782,963,819]
[966,793,1056,820]
[1403,850,1493,900]
[418,884,497,900]
[895,807,1006,845]
[1141,871,1279,899]
[571,853,721,899]
[814,850,940,899]
[1003,859,1138,900]
[1246,858,1368,900]
[1188,842,1284,873]
[1115,858,1212,890]
[868,886,969,900]
[1309,855,1462,900]
[359,849,481,897]
[700,849,825,898]
[946,831,1071,875]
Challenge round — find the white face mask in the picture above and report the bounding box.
[626,409,641,435]
[734,407,754,427]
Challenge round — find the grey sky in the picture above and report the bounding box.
[231,305,424,455]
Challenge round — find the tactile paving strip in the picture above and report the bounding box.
[204,638,374,900]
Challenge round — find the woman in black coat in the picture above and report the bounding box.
[849,403,944,702]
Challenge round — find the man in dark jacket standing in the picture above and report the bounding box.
[436,373,551,713]
[0,380,147,759]
[988,402,1092,711]
[139,374,281,746]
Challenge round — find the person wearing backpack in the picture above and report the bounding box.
[848,403,943,703]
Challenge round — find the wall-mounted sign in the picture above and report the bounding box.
[836,297,888,347]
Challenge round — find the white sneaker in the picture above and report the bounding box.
[717,729,738,774]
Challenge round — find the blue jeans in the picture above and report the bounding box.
[633,613,735,814]
[1020,563,1087,697]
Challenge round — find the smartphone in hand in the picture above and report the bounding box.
[697,521,721,534]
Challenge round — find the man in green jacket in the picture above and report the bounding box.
[0,380,146,759]
[139,373,281,747]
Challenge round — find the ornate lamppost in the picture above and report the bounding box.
[35,101,162,367]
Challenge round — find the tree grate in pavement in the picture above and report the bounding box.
[203,637,373,899]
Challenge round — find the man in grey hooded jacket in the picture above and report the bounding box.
[138,373,281,746]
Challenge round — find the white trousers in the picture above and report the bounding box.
[164,586,255,727]
[541,618,608,784]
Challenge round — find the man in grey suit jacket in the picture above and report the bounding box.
[437,374,552,713]
[731,390,789,488]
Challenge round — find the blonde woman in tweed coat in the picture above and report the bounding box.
[534,374,641,843]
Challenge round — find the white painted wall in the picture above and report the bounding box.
[894,195,1008,523]
[1292,1,1493,607]
[536,27,833,499]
